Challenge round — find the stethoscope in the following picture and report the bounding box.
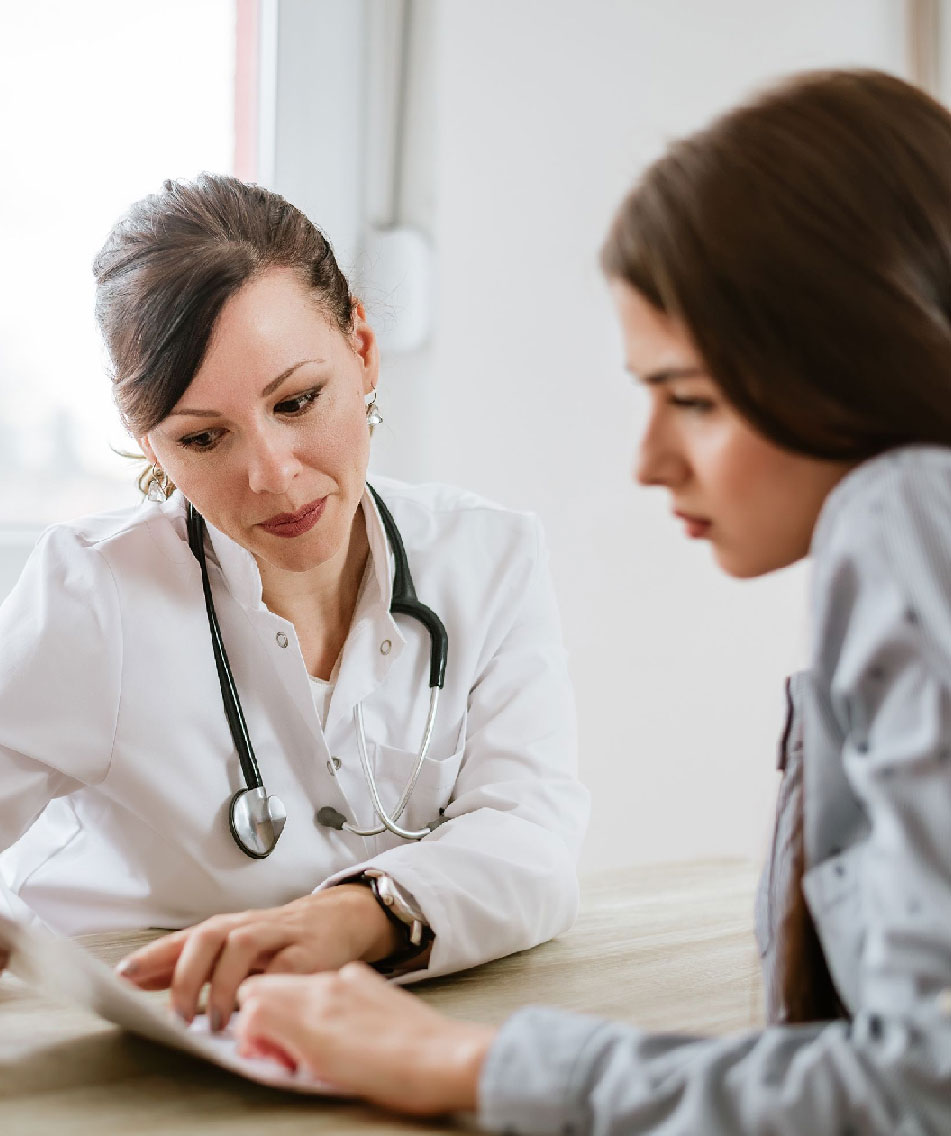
[186,486,449,860]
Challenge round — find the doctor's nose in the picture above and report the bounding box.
[246,433,303,495]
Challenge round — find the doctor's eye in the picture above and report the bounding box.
[274,386,322,416]
[178,428,225,452]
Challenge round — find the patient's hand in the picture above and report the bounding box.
[235,964,496,1116]
[115,886,401,1030]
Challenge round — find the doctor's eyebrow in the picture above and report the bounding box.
[627,365,707,387]
[167,359,330,418]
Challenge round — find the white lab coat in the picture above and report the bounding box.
[0,477,588,979]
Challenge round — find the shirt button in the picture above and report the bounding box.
[327,756,342,775]
[276,632,289,648]
[380,639,392,655]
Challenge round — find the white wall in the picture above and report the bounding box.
[0,1,910,875]
[369,0,907,871]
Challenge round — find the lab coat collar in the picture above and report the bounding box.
[170,488,406,732]
[360,481,396,613]
[324,485,407,735]
[172,485,397,618]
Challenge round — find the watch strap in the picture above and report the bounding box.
[351,871,434,976]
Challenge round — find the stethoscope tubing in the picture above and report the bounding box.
[344,687,440,839]
[186,486,449,853]
[187,504,264,793]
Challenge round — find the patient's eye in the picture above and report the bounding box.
[668,394,714,413]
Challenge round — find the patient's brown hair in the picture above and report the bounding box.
[602,69,951,1021]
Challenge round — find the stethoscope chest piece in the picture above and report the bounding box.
[229,786,287,859]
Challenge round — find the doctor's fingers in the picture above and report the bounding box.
[170,921,289,1025]
[118,912,272,989]
[116,924,194,986]
[199,924,315,1031]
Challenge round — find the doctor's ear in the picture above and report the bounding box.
[348,299,379,392]
[139,436,158,466]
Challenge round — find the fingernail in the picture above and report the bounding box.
[210,1009,222,1033]
[116,959,138,977]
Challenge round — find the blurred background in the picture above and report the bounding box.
[1,0,948,872]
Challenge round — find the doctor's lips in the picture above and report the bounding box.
[674,510,712,539]
[259,497,327,538]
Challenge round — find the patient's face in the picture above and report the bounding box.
[140,267,378,578]
[611,281,853,578]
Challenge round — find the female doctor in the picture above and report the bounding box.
[0,175,588,1020]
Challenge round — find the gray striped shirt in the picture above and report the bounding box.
[478,446,951,1135]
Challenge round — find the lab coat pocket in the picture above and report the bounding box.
[802,843,865,1011]
[368,740,465,835]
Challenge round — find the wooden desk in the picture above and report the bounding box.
[0,859,763,1133]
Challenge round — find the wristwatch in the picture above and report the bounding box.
[356,868,435,975]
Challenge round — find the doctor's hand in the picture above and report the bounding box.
[235,964,497,1116]
[115,885,403,1030]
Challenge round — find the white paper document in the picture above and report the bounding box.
[0,913,336,1094]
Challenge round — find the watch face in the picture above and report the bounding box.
[372,872,429,926]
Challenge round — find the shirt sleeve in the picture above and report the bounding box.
[320,515,590,978]
[0,527,122,854]
[477,463,951,1134]
[479,1004,949,1135]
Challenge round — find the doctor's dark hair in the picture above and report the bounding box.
[602,69,951,1029]
[93,173,354,444]
[601,68,951,462]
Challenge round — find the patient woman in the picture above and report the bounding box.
[230,70,951,1132]
[0,176,588,1011]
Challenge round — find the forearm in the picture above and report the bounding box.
[478,1005,949,1135]
[319,808,583,979]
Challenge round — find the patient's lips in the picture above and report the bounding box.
[674,510,712,540]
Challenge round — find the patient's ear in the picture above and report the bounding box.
[139,436,158,465]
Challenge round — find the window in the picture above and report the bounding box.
[0,0,237,524]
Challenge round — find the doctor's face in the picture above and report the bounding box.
[141,267,378,575]
[611,282,853,578]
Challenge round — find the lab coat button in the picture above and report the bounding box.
[380,639,392,655]
[276,632,289,648]
[327,756,342,775]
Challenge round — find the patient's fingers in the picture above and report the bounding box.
[236,974,321,1060]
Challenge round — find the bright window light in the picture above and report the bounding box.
[0,0,236,524]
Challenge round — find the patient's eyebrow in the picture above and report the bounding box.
[168,359,328,418]
[627,365,707,387]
